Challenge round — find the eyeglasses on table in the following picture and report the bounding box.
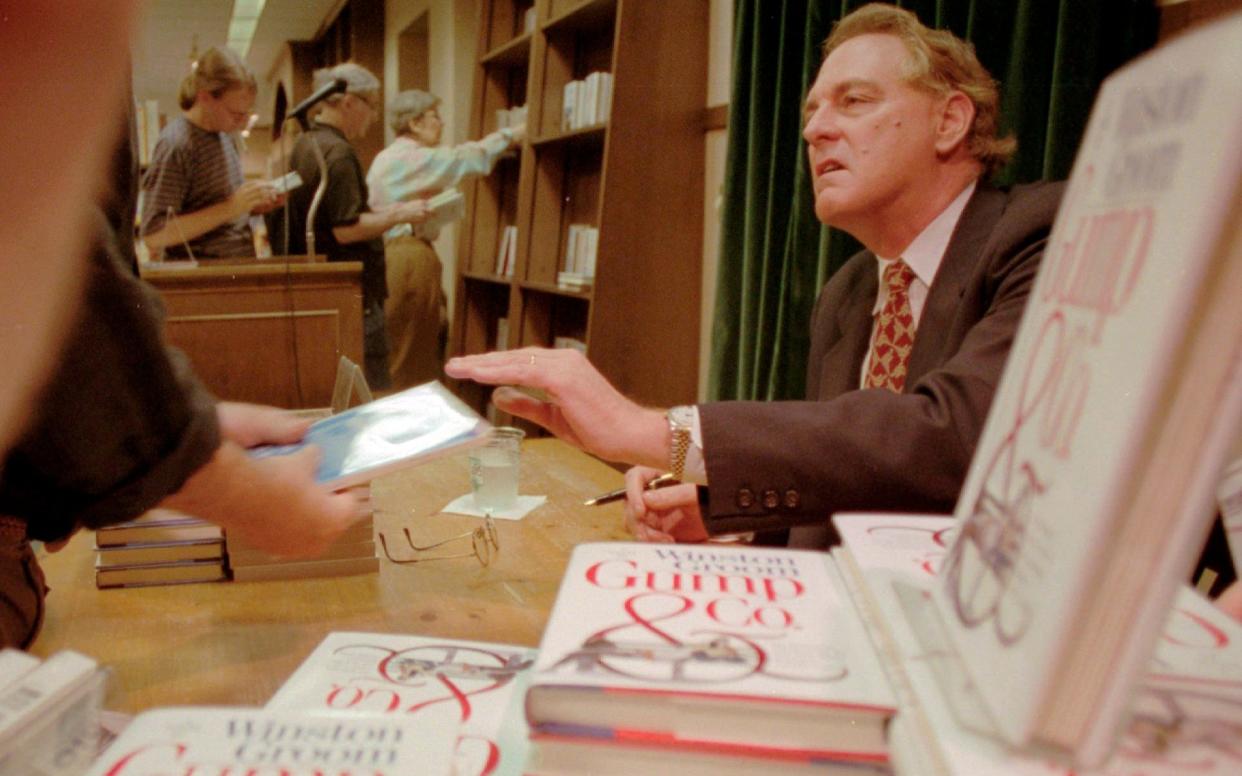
[379,514,499,567]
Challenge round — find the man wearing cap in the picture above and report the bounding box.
[269,63,429,390]
[368,89,524,388]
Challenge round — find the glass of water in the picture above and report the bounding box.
[469,426,525,513]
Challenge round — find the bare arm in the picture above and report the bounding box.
[332,199,430,244]
[160,403,361,558]
[143,181,277,250]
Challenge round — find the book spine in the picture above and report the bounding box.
[562,81,579,131]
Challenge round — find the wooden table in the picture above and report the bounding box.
[29,439,628,713]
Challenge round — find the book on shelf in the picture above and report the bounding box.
[94,509,222,547]
[495,317,510,351]
[561,81,578,131]
[560,72,613,132]
[555,272,592,292]
[95,557,228,589]
[266,631,536,776]
[525,542,897,769]
[578,72,598,128]
[83,706,456,776]
[496,103,527,131]
[929,14,1242,766]
[0,649,107,776]
[560,224,597,281]
[833,511,1242,776]
[552,336,586,354]
[249,381,491,490]
[494,225,517,276]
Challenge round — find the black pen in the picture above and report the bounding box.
[583,472,678,506]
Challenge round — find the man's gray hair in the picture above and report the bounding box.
[389,90,441,135]
[313,62,380,100]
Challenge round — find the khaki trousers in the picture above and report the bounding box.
[383,235,448,389]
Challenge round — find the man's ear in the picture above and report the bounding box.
[934,91,975,156]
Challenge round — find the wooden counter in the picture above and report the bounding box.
[141,259,363,409]
[29,439,628,713]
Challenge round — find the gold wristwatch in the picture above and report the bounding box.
[666,405,694,482]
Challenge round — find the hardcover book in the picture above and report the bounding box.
[834,512,1242,776]
[83,706,455,776]
[249,381,491,489]
[929,14,1242,765]
[525,542,896,766]
[266,631,536,776]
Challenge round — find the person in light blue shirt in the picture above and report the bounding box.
[367,90,524,388]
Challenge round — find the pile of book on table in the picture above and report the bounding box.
[226,489,377,582]
[93,508,226,589]
[91,380,491,589]
[0,648,106,776]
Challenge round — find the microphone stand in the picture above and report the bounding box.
[304,135,329,261]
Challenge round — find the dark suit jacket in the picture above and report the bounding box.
[697,181,1066,539]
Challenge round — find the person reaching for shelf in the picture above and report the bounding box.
[367,89,524,389]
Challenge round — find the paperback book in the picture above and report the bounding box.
[930,13,1242,765]
[83,706,455,776]
[266,631,536,776]
[249,381,491,489]
[525,542,896,768]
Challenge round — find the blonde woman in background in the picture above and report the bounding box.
[367,90,524,388]
[140,46,279,259]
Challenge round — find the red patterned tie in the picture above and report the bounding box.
[864,260,916,392]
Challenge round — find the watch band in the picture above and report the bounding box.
[666,406,693,482]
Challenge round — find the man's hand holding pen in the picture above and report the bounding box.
[621,466,710,543]
[583,472,677,506]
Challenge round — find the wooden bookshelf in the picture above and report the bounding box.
[451,0,708,417]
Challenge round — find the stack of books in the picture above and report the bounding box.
[561,71,613,131]
[226,494,378,582]
[0,648,107,776]
[93,508,226,589]
[552,336,586,354]
[495,103,527,131]
[558,224,596,290]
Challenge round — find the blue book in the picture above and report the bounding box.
[251,381,491,489]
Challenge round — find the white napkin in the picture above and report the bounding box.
[440,493,546,521]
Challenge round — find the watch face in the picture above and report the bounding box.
[668,405,695,428]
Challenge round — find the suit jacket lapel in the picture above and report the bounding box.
[816,262,876,398]
[906,184,1007,384]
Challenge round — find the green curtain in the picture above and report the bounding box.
[708,0,1158,402]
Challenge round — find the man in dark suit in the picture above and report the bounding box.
[445,4,1062,547]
